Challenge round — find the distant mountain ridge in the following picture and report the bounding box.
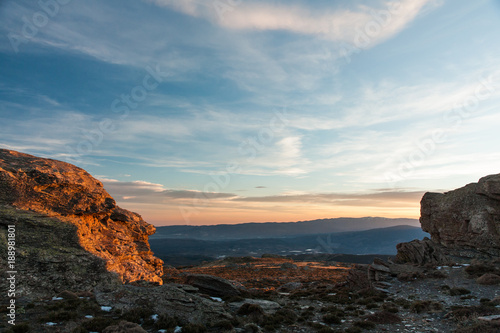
[150,225,429,266]
[152,217,419,240]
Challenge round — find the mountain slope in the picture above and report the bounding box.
[150,225,429,266]
[152,217,419,240]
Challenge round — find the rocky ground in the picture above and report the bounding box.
[2,256,499,333]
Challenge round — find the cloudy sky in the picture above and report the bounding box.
[1,0,500,225]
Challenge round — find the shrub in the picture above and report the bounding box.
[211,320,233,330]
[308,322,331,331]
[5,323,31,333]
[154,314,179,329]
[344,327,362,333]
[455,321,500,333]
[243,323,261,333]
[317,327,336,333]
[72,327,88,333]
[364,311,401,324]
[299,307,315,321]
[238,303,265,316]
[275,308,298,324]
[393,298,411,309]
[449,287,471,296]
[448,305,500,320]
[465,263,500,278]
[39,310,78,322]
[58,290,79,300]
[120,307,155,324]
[410,300,443,313]
[381,302,399,313]
[82,317,117,331]
[427,270,447,279]
[353,320,376,329]
[322,313,341,325]
[477,273,500,285]
[182,323,207,333]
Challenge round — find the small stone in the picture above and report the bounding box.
[478,314,500,322]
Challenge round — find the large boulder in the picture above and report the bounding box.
[396,238,450,265]
[395,174,500,265]
[420,174,500,258]
[185,274,246,297]
[0,149,163,286]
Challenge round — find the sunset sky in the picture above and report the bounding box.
[1,0,500,225]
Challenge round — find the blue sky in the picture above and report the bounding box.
[1,0,500,225]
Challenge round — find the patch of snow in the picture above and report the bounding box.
[46,322,57,326]
[174,326,183,333]
[101,306,112,312]
[210,297,223,302]
[151,314,159,321]
[51,297,63,301]
[84,315,93,319]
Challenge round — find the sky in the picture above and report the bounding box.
[1,0,500,226]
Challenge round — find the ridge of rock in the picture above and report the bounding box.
[0,149,163,285]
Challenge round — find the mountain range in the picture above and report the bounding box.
[151,217,420,240]
[150,222,428,266]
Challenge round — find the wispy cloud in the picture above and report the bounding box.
[232,190,425,207]
[148,0,435,48]
[100,178,237,204]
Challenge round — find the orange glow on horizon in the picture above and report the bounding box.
[117,201,421,226]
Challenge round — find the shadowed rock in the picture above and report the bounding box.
[396,238,450,265]
[185,273,245,297]
[395,174,500,265]
[420,174,500,258]
[0,149,163,286]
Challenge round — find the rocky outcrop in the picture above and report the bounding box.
[0,149,163,285]
[395,174,500,265]
[396,238,451,265]
[420,174,500,258]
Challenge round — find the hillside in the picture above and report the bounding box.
[152,217,419,240]
[150,225,429,267]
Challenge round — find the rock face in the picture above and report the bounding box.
[0,149,163,285]
[396,174,500,265]
[0,205,118,299]
[420,174,500,258]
